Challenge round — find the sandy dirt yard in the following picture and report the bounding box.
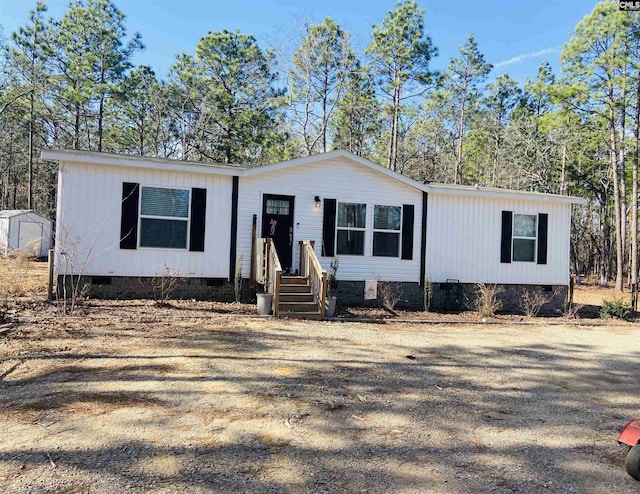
[0,300,639,493]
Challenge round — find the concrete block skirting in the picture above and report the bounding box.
[56,275,240,302]
[335,280,568,315]
[57,275,568,315]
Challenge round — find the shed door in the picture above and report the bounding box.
[18,221,43,256]
[262,194,295,273]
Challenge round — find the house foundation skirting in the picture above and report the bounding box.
[56,275,568,315]
[336,280,568,314]
[56,275,240,301]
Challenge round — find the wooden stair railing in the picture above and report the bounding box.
[253,238,327,319]
[254,238,282,316]
[298,240,327,319]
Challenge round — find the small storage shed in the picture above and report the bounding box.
[0,210,52,258]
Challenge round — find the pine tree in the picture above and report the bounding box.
[366,0,436,172]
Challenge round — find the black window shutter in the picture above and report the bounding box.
[189,188,207,252]
[500,210,513,263]
[401,204,414,260]
[322,199,337,257]
[537,213,548,265]
[120,182,139,249]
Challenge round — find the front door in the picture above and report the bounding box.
[262,194,295,273]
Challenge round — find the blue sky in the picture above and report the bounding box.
[0,0,599,84]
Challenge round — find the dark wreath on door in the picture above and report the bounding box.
[261,194,295,273]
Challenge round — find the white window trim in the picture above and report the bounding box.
[372,204,402,258]
[336,201,366,257]
[512,213,537,263]
[138,185,191,250]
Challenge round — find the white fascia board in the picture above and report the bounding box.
[41,149,244,176]
[242,149,431,192]
[425,184,586,205]
[42,148,586,205]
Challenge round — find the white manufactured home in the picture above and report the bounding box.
[0,209,51,258]
[43,149,584,316]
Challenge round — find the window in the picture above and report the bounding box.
[139,186,190,249]
[337,202,366,255]
[373,205,401,257]
[512,213,537,262]
[265,199,290,215]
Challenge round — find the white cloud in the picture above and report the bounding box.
[494,46,560,68]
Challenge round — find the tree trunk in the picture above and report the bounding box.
[322,68,328,153]
[609,93,624,291]
[387,85,400,172]
[454,79,468,185]
[98,68,106,152]
[560,141,567,195]
[632,70,640,309]
[619,64,627,288]
[74,101,81,150]
[601,199,611,287]
[28,89,34,209]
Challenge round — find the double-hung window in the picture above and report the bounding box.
[139,186,190,249]
[373,205,401,257]
[337,202,366,255]
[512,213,537,262]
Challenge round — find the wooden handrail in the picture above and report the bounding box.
[300,240,327,318]
[268,239,282,316]
[255,238,282,315]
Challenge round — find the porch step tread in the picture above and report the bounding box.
[279,293,315,302]
[279,285,313,293]
[280,276,308,285]
[279,301,320,312]
[279,311,323,320]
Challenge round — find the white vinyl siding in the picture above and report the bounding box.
[426,194,571,285]
[0,218,8,252]
[237,157,423,282]
[55,161,232,277]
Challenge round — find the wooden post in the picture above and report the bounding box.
[568,275,574,311]
[299,241,304,276]
[250,214,257,289]
[265,239,270,292]
[274,270,281,317]
[320,271,327,319]
[47,249,54,301]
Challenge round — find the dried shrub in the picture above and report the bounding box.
[234,254,244,303]
[0,251,34,303]
[473,283,503,318]
[562,302,583,319]
[151,263,181,306]
[424,276,433,312]
[520,287,561,317]
[327,257,339,297]
[379,281,402,313]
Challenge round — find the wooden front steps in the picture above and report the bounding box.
[278,276,322,319]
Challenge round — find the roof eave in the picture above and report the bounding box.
[425,186,585,205]
[242,150,430,192]
[41,149,245,176]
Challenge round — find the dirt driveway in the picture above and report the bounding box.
[1,301,639,493]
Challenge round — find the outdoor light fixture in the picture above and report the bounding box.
[314,196,321,208]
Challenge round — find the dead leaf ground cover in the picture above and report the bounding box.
[1,299,639,493]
